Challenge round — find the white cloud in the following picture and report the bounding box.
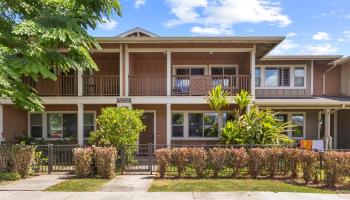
[338,38,345,42]
[345,14,350,19]
[344,30,350,38]
[135,0,146,9]
[97,18,117,30]
[270,39,299,55]
[191,26,233,36]
[286,32,297,37]
[312,32,330,41]
[300,44,339,55]
[165,0,291,34]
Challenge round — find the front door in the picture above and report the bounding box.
[139,112,154,145]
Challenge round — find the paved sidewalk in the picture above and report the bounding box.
[0,174,70,191]
[0,191,350,200]
[100,174,154,192]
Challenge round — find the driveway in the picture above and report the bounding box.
[0,191,349,200]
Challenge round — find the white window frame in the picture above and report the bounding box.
[171,112,185,138]
[171,111,222,141]
[28,111,96,140]
[256,65,307,89]
[208,65,239,75]
[275,112,306,140]
[173,65,208,76]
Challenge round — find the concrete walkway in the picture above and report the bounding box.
[0,191,349,200]
[100,174,154,192]
[0,174,70,191]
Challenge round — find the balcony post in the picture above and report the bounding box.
[125,44,129,96]
[77,103,84,145]
[250,45,256,99]
[119,44,123,96]
[0,105,3,143]
[77,70,83,96]
[324,108,332,150]
[167,50,171,96]
[166,103,171,146]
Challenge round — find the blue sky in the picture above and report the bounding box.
[89,0,350,56]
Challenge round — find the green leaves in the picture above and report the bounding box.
[0,0,121,111]
[206,84,229,113]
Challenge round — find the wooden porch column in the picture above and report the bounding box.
[0,105,3,143]
[77,103,84,145]
[77,70,83,96]
[125,44,129,96]
[167,50,172,96]
[119,44,123,96]
[250,45,256,99]
[166,103,171,146]
[324,108,332,150]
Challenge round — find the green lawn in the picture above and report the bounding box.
[45,178,111,192]
[149,179,348,193]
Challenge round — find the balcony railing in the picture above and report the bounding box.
[82,75,119,96]
[129,75,166,96]
[23,75,77,96]
[172,75,250,96]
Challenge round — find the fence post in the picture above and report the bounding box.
[148,143,153,175]
[48,144,53,174]
[120,145,125,175]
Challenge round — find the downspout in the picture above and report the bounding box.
[323,62,337,96]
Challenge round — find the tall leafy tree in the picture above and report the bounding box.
[0,0,121,111]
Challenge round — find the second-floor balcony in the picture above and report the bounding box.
[83,75,120,96]
[171,75,250,96]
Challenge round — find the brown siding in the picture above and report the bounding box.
[341,62,350,95]
[256,60,312,97]
[337,110,350,149]
[127,43,253,49]
[3,106,27,142]
[313,61,341,96]
[132,104,166,145]
[92,53,119,75]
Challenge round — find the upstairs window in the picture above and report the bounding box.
[211,66,237,88]
[265,67,290,87]
[294,67,305,87]
[255,68,261,87]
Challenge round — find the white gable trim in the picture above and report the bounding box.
[116,27,158,37]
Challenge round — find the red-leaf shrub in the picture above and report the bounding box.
[171,148,189,177]
[247,148,266,178]
[265,148,282,178]
[155,148,171,179]
[73,147,94,177]
[281,148,302,178]
[94,147,117,178]
[323,151,350,187]
[209,148,228,177]
[300,150,318,183]
[188,148,208,178]
[226,147,248,177]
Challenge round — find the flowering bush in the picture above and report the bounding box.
[247,148,266,178]
[209,148,228,177]
[155,148,171,179]
[171,148,189,177]
[300,150,318,183]
[323,151,350,187]
[73,147,94,177]
[265,148,282,178]
[94,147,117,178]
[226,147,248,177]
[188,148,208,178]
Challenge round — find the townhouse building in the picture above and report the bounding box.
[1,27,350,149]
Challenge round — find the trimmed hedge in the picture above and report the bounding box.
[155,147,350,187]
[0,172,21,181]
[72,146,117,178]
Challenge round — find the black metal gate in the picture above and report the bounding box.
[121,144,154,173]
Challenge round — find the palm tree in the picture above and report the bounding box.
[206,85,229,132]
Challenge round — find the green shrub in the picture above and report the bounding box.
[226,147,248,178]
[0,172,20,181]
[247,148,266,178]
[73,147,94,177]
[188,148,207,178]
[209,148,228,178]
[11,145,35,178]
[155,148,172,179]
[171,148,189,177]
[94,147,117,178]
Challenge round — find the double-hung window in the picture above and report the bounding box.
[30,114,43,138]
[47,113,77,138]
[294,67,305,87]
[172,113,184,137]
[83,113,95,137]
[258,66,305,88]
[175,67,205,94]
[255,68,261,87]
[211,66,237,88]
[274,113,305,139]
